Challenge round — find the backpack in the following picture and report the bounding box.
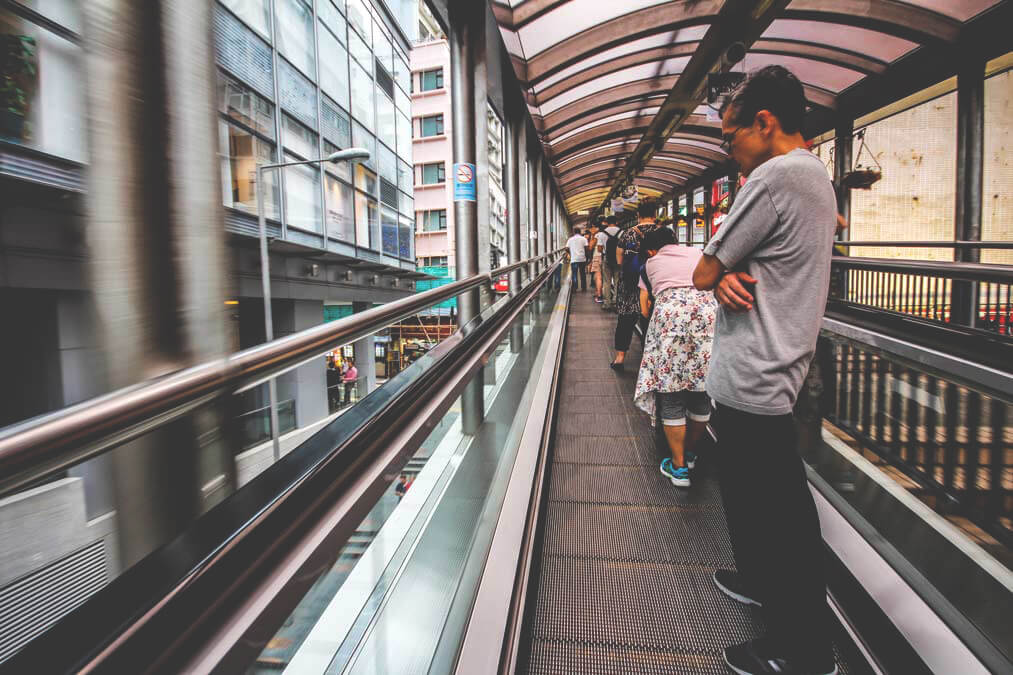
[603,231,620,268]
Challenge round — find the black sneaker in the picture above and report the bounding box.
[724,639,837,675]
[713,569,762,607]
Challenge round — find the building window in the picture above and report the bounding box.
[381,206,399,256]
[317,0,345,45]
[220,0,271,39]
[420,162,445,185]
[420,68,443,91]
[318,26,350,110]
[275,0,316,79]
[218,73,274,138]
[397,111,412,162]
[284,154,322,233]
[355,190,379,250]
[350,60,375,132]
[377,91,396,153]
[420,114,444,137]
[219,120,279,220]
[0,10,86,162]
[420,256,448,268]
[420,209,447,231]
[323,139,352,182]
[282,113,317,159]
[325,173,355,243]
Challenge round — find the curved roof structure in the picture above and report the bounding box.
[492,0,1007,223]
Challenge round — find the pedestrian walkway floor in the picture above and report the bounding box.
[521,291,854,675]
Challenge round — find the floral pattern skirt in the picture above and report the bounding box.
[634,287,718,418]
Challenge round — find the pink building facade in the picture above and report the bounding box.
[410,39,455,278]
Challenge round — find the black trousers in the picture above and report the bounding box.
[614,313,645,351]
[570,261,587,290]
[713,403,832,667]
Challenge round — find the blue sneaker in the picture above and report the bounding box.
[686,452,696,470]
[660,458,691,487]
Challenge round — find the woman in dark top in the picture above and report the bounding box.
[611,202,660,370]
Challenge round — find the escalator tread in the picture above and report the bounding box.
[521,294,855,675]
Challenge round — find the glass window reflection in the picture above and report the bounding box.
[276,0,316,79]
[219,120,279,220]
[284,154,322,233]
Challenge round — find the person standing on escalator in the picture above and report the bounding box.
[693,65,837,675]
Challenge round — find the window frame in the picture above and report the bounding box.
[420,68,444,92]
[419,114,444,138]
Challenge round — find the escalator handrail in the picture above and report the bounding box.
[0,250,564,500]
[0,260,563,674]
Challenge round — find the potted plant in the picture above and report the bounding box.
[1,33,37,140]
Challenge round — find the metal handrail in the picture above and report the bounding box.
[0,250,565,498]
[831,256,1013,283]
[836,241,1013,249]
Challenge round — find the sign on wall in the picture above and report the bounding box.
[453,162,476,202]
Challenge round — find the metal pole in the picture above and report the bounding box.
[257,168,282,462]
[450,0,483,433]
[506,110,524,353]
[833,118,853,239]
[951,53,985,326]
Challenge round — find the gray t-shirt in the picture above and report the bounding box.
[703,149,836,415]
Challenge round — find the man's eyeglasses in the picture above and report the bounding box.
[720,127,746,153]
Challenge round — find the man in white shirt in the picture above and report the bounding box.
[565,227,588,291]
[599,216,621,309]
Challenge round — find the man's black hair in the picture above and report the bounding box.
[643,227,675,251]
[573,226,582,234]
[605,215,617,225]
[637,200,656,219]
[719,65,805,135]
[596,215,606,225]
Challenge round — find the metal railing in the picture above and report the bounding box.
[830,255,1013,337]
[0,250,564,499]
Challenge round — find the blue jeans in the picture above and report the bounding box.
[570,261,586,290]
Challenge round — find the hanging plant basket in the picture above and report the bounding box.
[841,129,882,190]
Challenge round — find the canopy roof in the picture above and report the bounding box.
[492,0,1007,222]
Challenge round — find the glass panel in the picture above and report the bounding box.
[0,11,86,161]
[350,60,375,132]
[324,173,355,243]
[321,97,352,149]
[420,114,444,137]
[516,0,673,57]
[373,20,393,74]
[982,65,1013,265]
[381,206,398,256]
[275,0,315,79]
[219,0,270,39]
[395,85,410,115]
[539,59,688,115]
[400,191,413,217]
[739,53,863,93]
[317,0,346,44]
[278,57,318,127]
[761,19,915,64]
[285,155,322,233]
[318,24,350,109]
[850,91,957,261]
[396,111,412,162]
[377,142,397,184]
[345,0,371,43]
[355,194,379,249]
[218,72,274,138]
[394,53,411,94]
[348,20,373,72]
[399,216,413,259]
[283,114,317,159]
[323,139,352,182]
[397,159,412,193]
[376,91,396,150]
[355,163,377,198]
[219,119,279,219]
[352,122,376,173]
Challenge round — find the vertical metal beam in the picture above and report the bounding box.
[83,0,233,567]
[950,53,985,327]
[833,118,853,240]
[532,158,542,266]
[506,109,524,353]
[450,0,483,432]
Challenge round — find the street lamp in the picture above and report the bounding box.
[256,148,370,461]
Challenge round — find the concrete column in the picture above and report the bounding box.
[952,54,985,326]
[274,300,328,428]
[506,109,524,353]
[82,0,234,566]
[449,0,483,433]
[351,302,378,399]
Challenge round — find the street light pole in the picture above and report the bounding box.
[255,148,370,461]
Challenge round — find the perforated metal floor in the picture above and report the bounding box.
[521,292,854,675]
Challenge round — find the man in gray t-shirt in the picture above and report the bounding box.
[693,66,837,675]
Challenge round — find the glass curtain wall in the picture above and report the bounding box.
[982,57,1012,265]
[213,0,415,260]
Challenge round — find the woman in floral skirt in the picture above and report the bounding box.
[634,227,717,488]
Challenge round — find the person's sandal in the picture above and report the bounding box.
[609,360,624,372]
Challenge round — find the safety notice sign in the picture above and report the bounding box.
[453,162,476,202]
